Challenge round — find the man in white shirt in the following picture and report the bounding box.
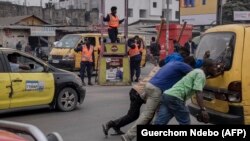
[8,54,30,72]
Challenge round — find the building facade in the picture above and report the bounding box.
[55,0,98,10]
[54,0,180,24]
[104,0,180,25]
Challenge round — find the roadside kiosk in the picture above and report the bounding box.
[98,0,131,86]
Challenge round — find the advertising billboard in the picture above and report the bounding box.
[180,0,218,25]
[234,11,250,21]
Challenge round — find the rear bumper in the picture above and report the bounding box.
[188,103,244,124]
[76,85,86,104]
[49,59,75,70]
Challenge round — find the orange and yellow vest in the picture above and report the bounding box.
[82,45,94,62]
[108,14,119,28]
[129,44,140,57]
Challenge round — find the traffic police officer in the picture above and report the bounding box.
[103,6,124,43]
[75,40,94,86]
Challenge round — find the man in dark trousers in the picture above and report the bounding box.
[103,6,124,43]
[74,40,94,86]
[149,37,160,66]
[184,38,197,56]
[128,36,142,82]
[102,66,160,136]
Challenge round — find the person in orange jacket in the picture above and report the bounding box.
[74,39,94,86]
[103,6,124,43]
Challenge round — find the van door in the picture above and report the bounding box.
[0,52,11,109]
[4,51,55,108]
[193,28,244,113]
[242,27,250,124]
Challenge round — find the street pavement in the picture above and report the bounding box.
[1,63,205,141]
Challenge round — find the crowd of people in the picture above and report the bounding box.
[101,31,223,141]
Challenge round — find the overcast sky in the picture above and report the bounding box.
[0,0,59,7]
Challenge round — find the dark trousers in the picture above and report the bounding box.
[80,61,93,83]
[108,28,118,43]
[130,57,141,80]
[113,89,144,129]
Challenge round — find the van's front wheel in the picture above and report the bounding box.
[56,87,78,112]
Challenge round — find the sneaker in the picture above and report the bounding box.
[121,134,131,141]
[82,82,86,86]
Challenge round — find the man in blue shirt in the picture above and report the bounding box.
[165,47,189,64]
[121,56,195,141]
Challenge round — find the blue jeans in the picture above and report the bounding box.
[184,0,195,7]
[154,94,190,125]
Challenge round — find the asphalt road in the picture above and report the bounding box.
[1,63,205,141]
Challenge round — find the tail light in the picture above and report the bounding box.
[227,81,242,102]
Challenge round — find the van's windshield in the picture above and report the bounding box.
[55,35,81,48]
[196,32,235,70]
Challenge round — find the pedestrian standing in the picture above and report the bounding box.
[102,66,160,136]
[25,44,32,54]
[173,40,180,52]
[103,6,124,43]
[74,40,94,86]
[121,57,196,141]
[149,37,160,66]
[128,36,142,82]
[184,38,197,56]
[154,59,217,125]
[16,41,22,51]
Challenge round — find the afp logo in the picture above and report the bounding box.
[111,45,118,52]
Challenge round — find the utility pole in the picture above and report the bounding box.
[166,0,170,55]
[219,0,223,25]
[124,0,128,40]
[40,0,43,7]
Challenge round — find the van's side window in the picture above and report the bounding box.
[7,53,45,73]
[196,33,235,70]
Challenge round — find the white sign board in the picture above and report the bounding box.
[234,11,250,21]
[180,14,217,25]
[30,27,56,36]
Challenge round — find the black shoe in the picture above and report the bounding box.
[88,82,93,86]
[135,78,139,82]
[102,124,108,136]
[102,121,114,136]
[113,127,124,135]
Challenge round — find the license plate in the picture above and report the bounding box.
[52,60,59,63]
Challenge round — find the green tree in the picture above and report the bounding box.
[223,0,250,24]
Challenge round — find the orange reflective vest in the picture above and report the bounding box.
[108,14,119,28]
[129,44,140,57]
[82,45,94,62]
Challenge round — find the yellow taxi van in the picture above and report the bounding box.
[48,33,147,71]
[188,24,250,124]
[0,48,85,112]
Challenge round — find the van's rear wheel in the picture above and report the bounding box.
[56,87,78,112]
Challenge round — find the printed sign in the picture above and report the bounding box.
[103,43,126,55]
[106,58,123,82]
[234,11,250,21]
[30,27,56,36]
[180,0,218,25]
[26,81,44,91]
